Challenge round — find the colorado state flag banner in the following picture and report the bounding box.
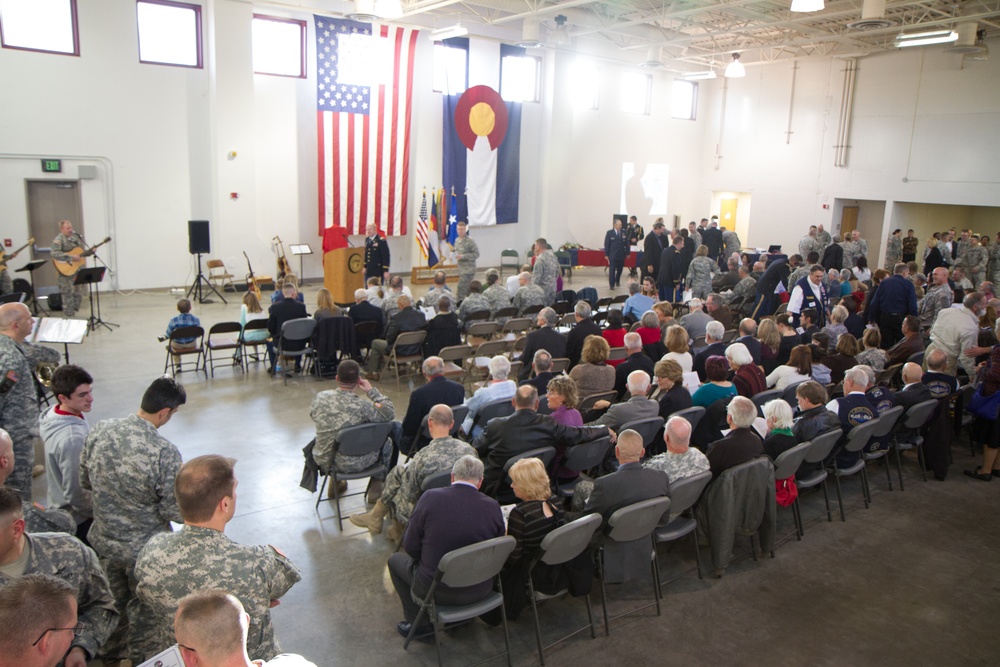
[315,16,418,237]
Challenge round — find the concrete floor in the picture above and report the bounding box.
[28,268,998,667]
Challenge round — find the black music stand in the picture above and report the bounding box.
[0,293,25,304]
[290,244,313,281]
[186,252,225,304]
[75,267,117,333]
[16,260,48,315]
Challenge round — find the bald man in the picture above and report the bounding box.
[896,362,933,411]
[643,416,709,482]
[583,429,670,522]
[0,302,40,500]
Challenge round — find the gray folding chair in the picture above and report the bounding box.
[669,406,706,433]
[315,421,395,531]
[536,395,552,415]
[599,496,672,635]
[420,469,453,493]
[578,390,617,413]
[527,514,603,665]
[403,536,517,667]
[771,442,814,540]
[239,319,270,366]
[793,429,842,530]
[655,470,712,582]
[497,447,557,497]
[471,397,515,435]
[863,405,905,491]
[619,416,665,451]
[782,381,807,405]
[388,330,427,391]
[549,358,571,374]
[829,418,880,521]
[277,318,317,385]
[892,399,939,489]
[413,405,467,455]
[555,437,613,498]
[752,389,784,416]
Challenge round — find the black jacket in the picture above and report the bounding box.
[693,342,728,381]
[821,243,843,271]
[518,327,568,381]
[643,232,667,279]
[615,352,655,399]
[657,246,686,288]
[566,318,602,368]
[349,300,384,336]
[423,312,462,357]
[702,227,723,258]
[385,307,427,355]
[267,297,308,341]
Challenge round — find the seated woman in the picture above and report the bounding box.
[856,328,888,372]
[775,313,799,367]
[766,344,813,390]
[641,276,658,299]
[602,309,627,367]
[545,375,584,482]
[239,291,269,342]
[661,324,693,373]
[822,333,860,384]
[636,310,663,346]
[313,287,342,321]
[839,269,855,297]
[569,335,615,401]
[853,256,872,284]
[762,399,798,461]
[822,305,850,347]
[365,277,385,308]
[501,457,566,620]
[649,359,692,420]
[728,342,766,398]
[757,318,782,374]
[691,356,737,408]
[809,334,833,385]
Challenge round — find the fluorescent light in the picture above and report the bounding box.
[791,0,824,12]
[894,30,958,48]
[430,24,468,41]
[725,53,745,78]
[683,70,717,80]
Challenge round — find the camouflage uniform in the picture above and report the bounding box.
[21,340,61,367]
[689,229,702,250]
[721,229,742,258]
[24,500,76,534]
[885,235,902,270]
[0,266,11,295]
[724,276,757,306]
[959,244,989,284]
[382,289,405,322]
[955,239,974,264]
[919,284,955,329]
[513,284,546,315]
[50,230,86,316]
[458,293,491,330]
[483,284,512,315]
[79,413,184,661]
[381,436,475,524]
[421,286,452,312]
[0,532,119,661]
[131,526,302,663]
[841,240,861,269]
[454,235,480,299]
[787,265,810,291]
[531,250,560,305]
[685,256,715,300]
[0,332,38,500]
[815,229,832,256]
[990,243,1000,284]
[798,236,818,259]
[310,387,395,473]
[642,447,709,483]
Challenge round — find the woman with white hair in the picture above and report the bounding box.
[461,355,515,437]
[763,399,797,460]
[727,342,766,398]
[822,304,849,346]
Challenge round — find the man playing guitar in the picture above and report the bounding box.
[0,237,33,296]
[50,220,88,317]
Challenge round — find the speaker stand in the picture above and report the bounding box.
[187,253,226,304]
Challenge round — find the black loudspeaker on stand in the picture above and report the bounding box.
[186,220,225,304]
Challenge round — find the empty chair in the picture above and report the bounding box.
[691,335,707,350]
[771,442,814,540]
[501,318,533,340]
[829,418,880,521]
[554,437,613,498]
[315,421,395,530]
[863,405,905,491]
[522,304,545,317]
[793,429,842,530]
[500,249,520,279]
[654,470,712,582]
[493,306,519,321]
[892,399,939,489]
[164,325,205,376]
[207,258,235,292]
[437,344,472,383]
[388,330,427,391]
[465,320,498,344]
[619,416,665,451]
[204,321,244,377]
[877,363,904,388]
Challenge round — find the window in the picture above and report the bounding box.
[0,0,78,56]
[569,59,599,110]
[500,54,540,103]
[432,41,467,94]
[672,79,698,120]
[620,71,651,114]
[252,15,305,78]
[136,0,202,68]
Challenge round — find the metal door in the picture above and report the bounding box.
[25,180,84,292]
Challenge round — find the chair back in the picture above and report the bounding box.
[558,313,576,328]
[877,363,903,387]
[752,389,784,415]
[772,441,813,480]
[451,404,470,426]
[536,395,552,415]
[906,351,925,366]
[355,320,380,344]
[420,470,453,492]
[539,514,603,566]
[463,310,490,325]
[394,330,427,351]
[523,304,544,317]
[903,399,938,429]
[502,318,532,334]
[607,497,672,543]
[561,436,612,475]
[722,329,739,343]
[870,405,904,438]
[333,422,395,458]
[782,380,807,405]
[842,418,879,453]
[803,429,842,463]
[466,321,498,339]
[169,326,204,343]
[280,317,316,343]
[207,259,225,269]
[550,358,570,374]
[608,346,628,362]
[503,446,558,475]
[474,340,508,359]
[241,318,269,338]
[692,335,707,349]
[619,416,665,449]
[209,321,242,337]
[439,344,472,365]
[579,390,618,412]
[665,470,712,516]
[669,406,706,432]
[438,536,517,588]
[595,297,613,311]
[493,306,518,320]
[475,398,515,426]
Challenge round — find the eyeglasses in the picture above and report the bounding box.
[177,643,197,653]
[32,622,85,646]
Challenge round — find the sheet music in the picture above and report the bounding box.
[136,644,184,667]
[31,317,88,345]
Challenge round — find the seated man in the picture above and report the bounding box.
[387,455,505,638]
[704,293,734,330]
[711,256,741,293]
[693,320,728,381]
[423,296,462,357]
[39,364,94,543]
[896,362,933,411]
[581,429,669,522]
[457,280,492,330]
[798,308,820,344]
[886,315,924,367]
[520,349,558,396]
[381,276,411,322]
[614,332,654,399]
[922,348,960,398]
[350,405,477,542]
[735,318,762,366]
[513,271,546,315]
[474,385,612,503]
[517,307,567,381]
[507,264,531,298]
[706,396,765,478]
[0,429,74,535]
[173,590,318,667]
[266,283,308,371]
[0,574,80,667]
[680,299,713,341]
[131,456,301,664]
[565,301,602,368]
[643,415,710,483]
[0,487,118,667]
[722,265,757,309]
[309,360,400,501]
[398,357,465,456]
[623,280,656,322]
[366,294,427,381]
[792,381,841,442]
[587,370,658,430]
[420,271,452,312]
[463,355,517,437]
[165,298,200,357]
[482,270,513,317]
[348,288,384,338]
[825,367,877,467]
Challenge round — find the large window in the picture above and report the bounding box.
[0,0,78,56]
[136,0,202,68]
[620,71,651,114]
[432,41,467,94]
[671,79,698,120]
[500,54,540,103]
[253,15,305,78]
[569,59,599,110]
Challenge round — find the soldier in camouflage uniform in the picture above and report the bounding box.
[0,303,40,501]
[685,248,716,300]
[350,404,476,540]
[990,233,1000,284]
[799,226,819,259]
[483,269,513,318]
[918,268,955,330]
[50,220,87,317]
[959,237,989,285]
[721,228,742,260]
[381,276,408,322]
[902,230,919,263]
[131,456,301,664]
[457,281,492,332]
[885,229,903,270]
[0,487,119,666]
[955,230,974,265]
[815,224,832,257]
[79,376,187,663]
[454,222,480,300]
[723,266,757,311]
[0,428,75,534]
[840,237,860,270]
[786,257,811,293]
[687,221,702,250]
[421,271,453,312]
[513,271,546,315]
[531,239,561,305]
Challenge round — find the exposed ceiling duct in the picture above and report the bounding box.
[846,0,895,31]
[639,46,663,69]
[948,22,987,54]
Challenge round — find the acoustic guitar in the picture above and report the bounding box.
[53,236,111,277]
[273,236,291,282]
[244,251,262,299]
[0,237,34,270]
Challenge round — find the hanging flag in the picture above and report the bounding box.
[415,191,438,267]
[447,191,459,247]
[315,16,418,237]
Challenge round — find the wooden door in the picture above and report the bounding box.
[719,199,738,230]
[26,180,84,291]
[841,206,859,238]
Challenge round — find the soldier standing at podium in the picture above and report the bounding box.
[365,223,391,285]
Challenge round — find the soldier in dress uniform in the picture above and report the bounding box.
[885,229,903,270]
[626,216,645,278]
[0,487,119,667]
[79,376,187,664]
[0,302,40,501]
[513,271,547,315]
[50,220,86,317]
[453,222,480,299]
[530,238,561,305]
[364,223,391,285]
[130,456,301,664]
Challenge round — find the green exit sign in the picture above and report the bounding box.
[41,159,62,173]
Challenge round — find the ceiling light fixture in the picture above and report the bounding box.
[551,15,569,46]
[683,70,717,80]
[346,0,379,22]
[725,52,745,77]
[430,24,468,41]
[790,0,824,12]
[893,29,958,48]
[515,19,543,48]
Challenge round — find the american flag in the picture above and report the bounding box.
[415,190,438,267]
[315,16,418,236]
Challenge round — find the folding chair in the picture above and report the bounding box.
[496,447,557,497]
[536,395,552,415]
[388,330,427,391]
[277,318,317,385]
[315,421,395,530]
[892,399,939,489]
[205,321,244,377]
[500,249,520,279]
[239,319,270,366]
[465,320,498,345]
[863,405,904,491]
[829,418,880,521]
[782,381,808,405]
[608,347,628,363]
[420,469,453,493]
[619,416,665,451]
[655,470,711,581]
[669,406,706,432]
[207,259,236,292]
[164,326,205,376]
[554,437,613,498]
[554,250,573,282]
[752,389,784,416]
[500,318,533,341]
[578,391,617,413]
[470,398,516,435]
[549,358,570,374]
[411,406,469,455]
[771,442,814,540]
[438,344,472,384]
[354,320,380,362]
[793,429,841,530]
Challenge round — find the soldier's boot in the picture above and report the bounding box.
[366,478,384,504]
[349,499,388,534]
[387,518,405,544]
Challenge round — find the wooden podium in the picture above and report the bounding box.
[324,247,365,303]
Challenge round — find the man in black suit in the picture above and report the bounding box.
[399,357,466,455]
[582,429,669,520]
[896,363,933,411]
[267,282,308,370]
[753,255,791,317]
[642,221,667,281]
[364,222,391,284]
[693,321,728,381]
[517,308,567,381]
[657,234,687,302]
[701,220,723,261]
[614,332,654,399]
[387,455,505,638]
[473,386,610,503]
[565,301,602,368]
[521,350,558,396]
[706,396,764,478]
[349,288,384,334]
[367,295,426,381]
[735,318,762,366]
[422,296,462,357]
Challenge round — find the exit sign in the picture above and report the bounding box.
[41,159,62,173]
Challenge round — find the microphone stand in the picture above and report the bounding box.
[86,244,119,330]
